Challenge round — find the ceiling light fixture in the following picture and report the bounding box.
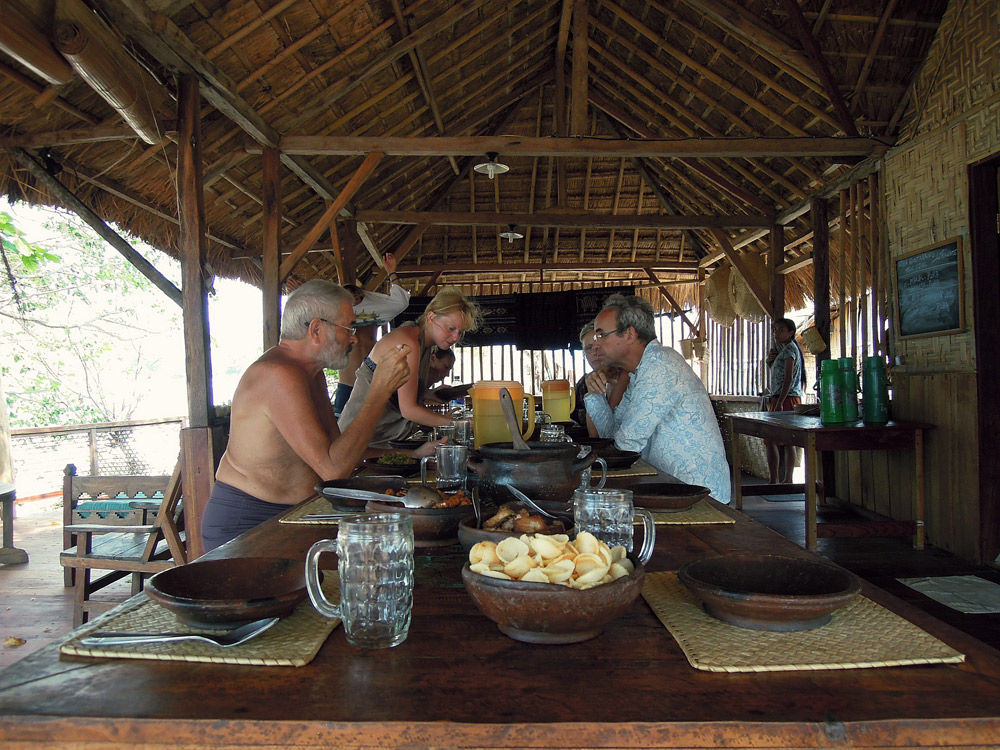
[498,224,523,243]
[473,151,510,179]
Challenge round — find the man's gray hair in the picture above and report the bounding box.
[579,320,595,344]
[600,294,657,343]
[280,280,354,340]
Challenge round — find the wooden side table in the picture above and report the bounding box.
[0,482,29,565]
[728,413,929,551]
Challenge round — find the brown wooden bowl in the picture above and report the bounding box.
[366,498,475,548]
[593,447,641,470]
[631,482,711,512]
[146,557,307,629]
[677,553,861,632]
[461,561,645,644]
[457,515,573,552]
[361,456,420,477]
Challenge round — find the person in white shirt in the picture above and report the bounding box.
[333,252,410,414]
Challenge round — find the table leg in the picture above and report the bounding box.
[730,421,743,511]
[805,433,818,551]
[0,491,30,565]
[914,428,926,550]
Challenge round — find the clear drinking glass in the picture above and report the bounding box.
[433,424,457,443]
[572,488,655,564]
[305,513,414,649]
[421,443,469,492]
[451,418,472,446]
[539,423,566,442]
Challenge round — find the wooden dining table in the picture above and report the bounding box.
[2,471,1000,750]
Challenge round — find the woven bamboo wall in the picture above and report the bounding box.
[844,0,1000,561]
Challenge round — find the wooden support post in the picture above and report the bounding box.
[177,74,214,558]
[769,224,785,320]
[262,147,281,350]
[341,222,358,286]
[812,198,831,378]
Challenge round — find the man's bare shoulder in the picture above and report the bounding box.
[241,348,312,389]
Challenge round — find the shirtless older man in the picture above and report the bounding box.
[202,280,414,551]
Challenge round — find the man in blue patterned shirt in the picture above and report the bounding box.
[585,294,731,503]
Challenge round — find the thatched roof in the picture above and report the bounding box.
[0,0,948,312]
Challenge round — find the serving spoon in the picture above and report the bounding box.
[320,483,440,509]
[506,485,573,525]
[80,616,279,648]
[499,387,530,450]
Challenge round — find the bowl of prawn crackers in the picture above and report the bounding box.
[461,531,645,643]
[366,486,476,548]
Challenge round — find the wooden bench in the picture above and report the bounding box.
[60,463,186,625]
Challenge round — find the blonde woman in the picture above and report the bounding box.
[338,286,480,446]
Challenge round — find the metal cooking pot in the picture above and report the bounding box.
[469,441,597,506]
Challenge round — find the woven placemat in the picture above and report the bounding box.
[642,571,965,673]
[60,575,341,667]
[648,500,735,525]
[607,458,658,478]
[279,495,349,525]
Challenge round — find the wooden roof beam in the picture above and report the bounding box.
[389,0,459,175]
[778,0,859,137]
[678,0,818,85]
[271,135,886,158]
[350,210,773,229]
[279,152,384,283]
[0,126,144,149]
[646,269,700,338]
[12,147,182,306]
[399,261,700,274]
[94,0,349,207]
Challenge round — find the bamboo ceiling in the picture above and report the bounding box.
[0,0,949,311]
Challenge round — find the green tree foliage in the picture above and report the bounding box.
[0,205,182,427]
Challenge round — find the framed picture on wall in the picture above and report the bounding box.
[893,236,965,339]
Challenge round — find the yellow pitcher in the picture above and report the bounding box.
[541,379,575,423]
[469,380,535,448]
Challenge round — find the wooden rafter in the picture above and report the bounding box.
[279,152,383,282]
[272,135,886,158]
[350,210,772,229]
[400,261,698,274]
[646,269,701,338]
[778,0,859,137]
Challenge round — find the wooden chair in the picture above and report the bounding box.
[60,462,186,625]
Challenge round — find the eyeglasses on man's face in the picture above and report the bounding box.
[592,327,624,342]
[306,318,356,336]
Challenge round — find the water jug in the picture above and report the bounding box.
[469,381,535,448]
[541,379,575,423]
[819,358,845,425]
[862,357,891,424]
[838,357,859,422]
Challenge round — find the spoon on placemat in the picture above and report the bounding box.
[80,617,279,648]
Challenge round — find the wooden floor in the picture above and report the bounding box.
[2,489,999,671]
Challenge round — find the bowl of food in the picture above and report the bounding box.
[366,487,476,547]
[361,453,420,476]
[461,531,645,643]
[145,557,307,629]
[631,482,711,512]
[316,476,408,512]
[592,447,641,470]
[677,553,861,632]
[457,503,572,551]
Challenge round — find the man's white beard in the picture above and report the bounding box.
[321,340,350,370]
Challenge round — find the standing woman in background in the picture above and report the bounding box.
[764,318,805,484]
[338,287,480,446]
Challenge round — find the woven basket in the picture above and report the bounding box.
[729,253,769,322]
[705,264,737,327]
